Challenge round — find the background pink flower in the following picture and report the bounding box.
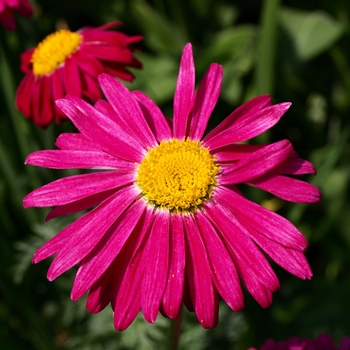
[0,0,32,30]
[16,21,142,128]
[24,43,320,330]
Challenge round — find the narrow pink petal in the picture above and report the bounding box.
[55,133,100,151]
[46,188,118,222]
[183,215,218,328]
[80,73,101,102]
[248,174,321,203]
[40,75,55,127]
[274,155,316,175]
[189,63,222,140]
[204,103,291,150]
[194,210,244,311]
[25,150,135,170]
[71,198,146,301]
[63,56,82,97]
[214,186,308,250]
[161,214,185,319]
[141,211,170,323]
[204,201,280,292]
[113,208,154,330]
[24,170,135,207]
[220,140,293,185]
[72,49,104,77]
[213,144,265,162]
[80,21,123,33]
[239,216,312,279]
[133,90,172,142]
[56,95,145,162]
[204,95,272,141]
[173,43,195,139]
[47,186,140,281]
[51,68,66,123]
[86,261,115,314]
[80,45,135,64]
[103,61,138,81]
[98,73,157,147]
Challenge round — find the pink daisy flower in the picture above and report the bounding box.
[0,0,32,31]
[16,21,142,128]
[249,334,350,350]
[24,43,321,330]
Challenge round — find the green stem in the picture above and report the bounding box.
[166,306,183,350]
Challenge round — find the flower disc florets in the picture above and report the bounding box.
[136,138,219,212]
[31,29,82,76]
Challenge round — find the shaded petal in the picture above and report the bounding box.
[46,188,118,222]
[214,186,308,250]
[24,170,135,207]
[189,63,222,140]
[141,211,170,323]
[240,219,312,279]
[194,210,244,311]
[71,198,146,300]
[161,214,185,319]
[80,45,135,64]
[204,103,291,150]
[16,73,34,118]
[248,174,321,203]
[46,186,140,281]
[51,68,66,123]
[173,43,195,139]
[72,49,104,77]
[99,73,157,147]
[204,95,272,141]
[133,90,172,142]
[183,215,218,328]
[204,201,280,293]
[56,95,145,162]
[63,56,82,96]
[220,140,293,185]
[274,155,316,175]
[213,144,265,162]
[25,150,135,170]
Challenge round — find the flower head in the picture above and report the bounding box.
[249,334,350,350]
[24,43,321,330]
[16,21,142,128]
[0,0,32,30]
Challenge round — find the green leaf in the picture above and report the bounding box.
[279,7,345,61]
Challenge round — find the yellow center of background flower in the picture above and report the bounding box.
[31,29,82,76]
[136,138,219,212]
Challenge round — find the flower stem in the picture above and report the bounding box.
[166,306,183,350]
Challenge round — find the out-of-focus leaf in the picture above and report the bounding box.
[130,0,187,54]
[279,7,345,61]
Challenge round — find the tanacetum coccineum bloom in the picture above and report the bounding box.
[24,43,321,330]
[16,21,142,128]
[0,0,32,30]
[249,334,350,350]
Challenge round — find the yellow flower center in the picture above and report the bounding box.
[31,29,82,76]
[136,138,219,212]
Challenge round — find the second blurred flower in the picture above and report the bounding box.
[16,21,142,128]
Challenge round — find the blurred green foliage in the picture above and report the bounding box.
[1,0,350,349]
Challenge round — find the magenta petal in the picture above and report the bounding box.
[133,90,172,142]
[204,201,280,292]
[214,186,308,250]
[248,174,321,203]
[204,102,291,149]
[183,215,218,328]
[173,43,195,139]
[204,95,272,141]
[86,262,115,314]
[71,198,146,301]
[213,144,265,162]
[98,73,157,148]
[161,214,185,319]
[55,133,101,151]
[189,63,222,140]
[25,150,135,170]
[24,170,135,208]
[141,211,170,323]
[194,211,244,311]
[46,188,118,222]
[220,140,293,185]
[63,56,82,96]
[47,186,140,281]
[274,155,316,175]
[56,96,145,162]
